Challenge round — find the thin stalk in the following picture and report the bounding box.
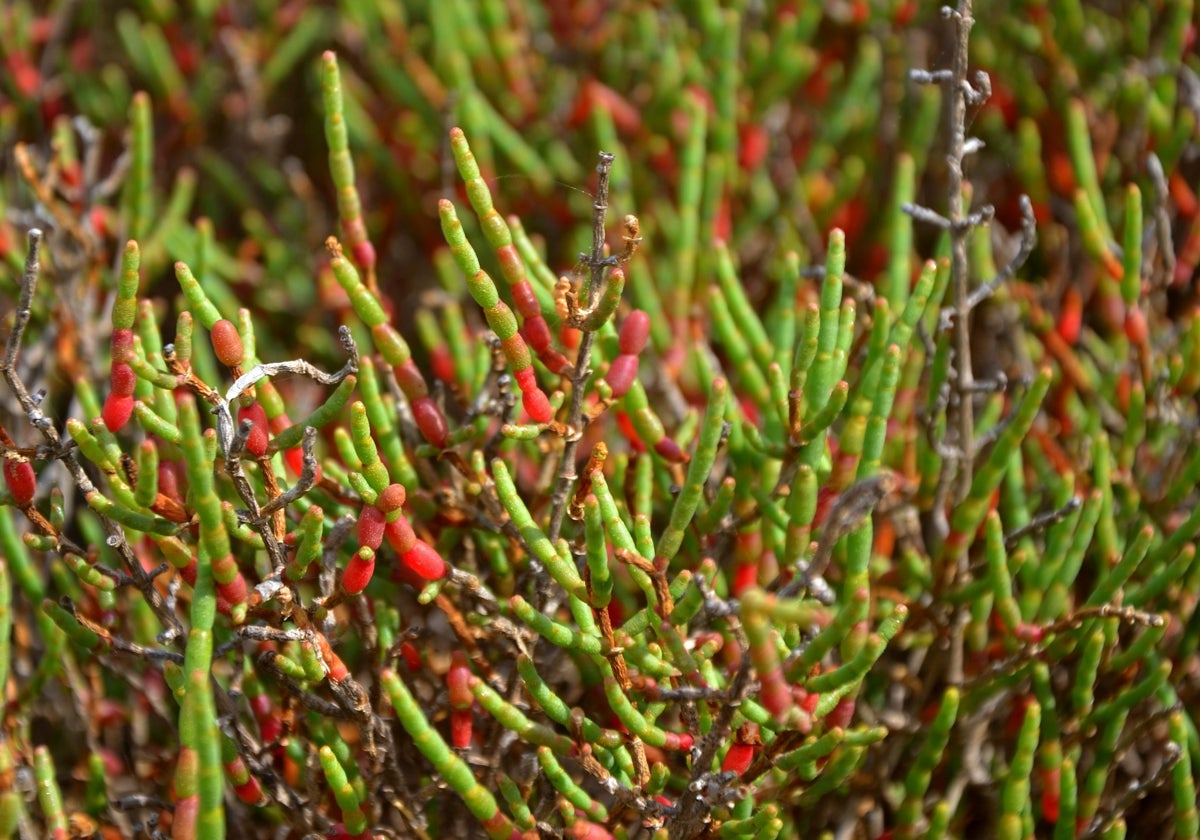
[547,150,615,544]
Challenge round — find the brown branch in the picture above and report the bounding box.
[547,151,616,546]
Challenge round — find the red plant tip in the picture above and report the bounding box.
[653,437,688,463]
[216,573,247,606]
[7,51,40,98]
[446,653,473,709]
[739,123,770,171]
[509,277,540,318]
[431,345,455,383]
[758,669,793,720]
[392,359,430,398]
[402,539,448,581]
[283,445,309,478]
[259,720,284,751]
[731,561,759,596]
[618,310,650,355]
[357,504,386,550]
[722,742,755,775]
[232,776,265,806]
[172,795,199,838]
[666,732,694,751]
[1124,306,1148,345]
[110,328,135,362]
[825,695,856,730]
[3,457,36,506]
[343,550,375,594]
[315,632,350,682]
[351,239,376,271]
[248,690,273,723]
[102,394,135,433]
[210,319,244,367]
[179,560,198,588]
[412,398,448,447]
[722,722,761,774]
[377,483,407,515]
[566,820,617,840]
[399,640,422,672]
[793,686,820,715]
[560,323,581,349]
[512,367,552,421]
[1041,767,1062,823]
[385,515,416,554]
[237,401,269,457]
[521,387,553,423]
[450,708,473,749]
[1013,621,1046,643]
[110,361,136,397]
[513,365,537,393]
[521,317,554,354]
[615,411,646,453]
[605,355,638,398]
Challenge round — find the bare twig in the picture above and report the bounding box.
[244,427,320,524]
[547,150,616,545]
[215,327,358,459]
[224,419,289,572]
[1079,741,1180,840]
[906,0,995,690]
[1146,152,1176,292]
[779,473,899,600]
[1,230,183,641]
[966,195,1038,310]
[1004,496,1082,550]
[944,0,981,506]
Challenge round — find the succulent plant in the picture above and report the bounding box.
[1,2,1199,839]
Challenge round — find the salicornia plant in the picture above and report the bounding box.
[1,1,1199,838]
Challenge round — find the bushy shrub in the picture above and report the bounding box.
[1,2,1198,838]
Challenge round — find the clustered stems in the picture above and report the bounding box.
[321,51,377,290]
[903,0,1038,696]
[326,238,447,447]
[1,5,1198,840]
